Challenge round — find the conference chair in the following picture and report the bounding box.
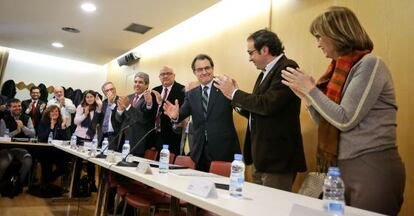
[209,161,231,177]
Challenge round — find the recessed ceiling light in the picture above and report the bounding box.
[52,42,64,48]
[81,3,96,12]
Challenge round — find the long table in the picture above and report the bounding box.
[53,142,384,216]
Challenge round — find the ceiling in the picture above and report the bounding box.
[0,0,219,65]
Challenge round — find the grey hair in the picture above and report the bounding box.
[134,72,150,85]
[101,81,114,93]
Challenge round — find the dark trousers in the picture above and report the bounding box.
[0,148,32,184]
[39,149,69,184]
[339,148,405,216]
[72,137,96,194]
[196,140,211,172]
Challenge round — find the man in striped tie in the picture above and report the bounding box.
[163,54,240,172]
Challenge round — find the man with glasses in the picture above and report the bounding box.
[163,54,240,172]
[97,81,121,151]
[21,86,46,134]
[215,29,307,191]
[47,86,76,127]
[149,66,185,156]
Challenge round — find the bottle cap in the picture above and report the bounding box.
[234,154,243,160]
[163,144,169,149]
[103,137,108,141]
[124,140,129,144]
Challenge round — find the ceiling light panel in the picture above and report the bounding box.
[81,2,96,12]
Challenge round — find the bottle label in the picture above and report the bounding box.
[327,201,344,214]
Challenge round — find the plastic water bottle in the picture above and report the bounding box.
[121,140,130,159]
[48,132,53,144]
[159,144,170,174]
[70,135,77,149]
[91,136,98,156]
[3,128,10,138]
[101,138,109,155]
[323,167,345,216]
[229,154,245,198]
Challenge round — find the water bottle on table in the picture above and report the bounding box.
[229,153,245,198]
[90,136,98,156]
[121,140,130,159]
[159,144,170,174]
[4,128,10,138]
[70,135,77,149]
[48,132,53,144]
[323,167,345,216]
[101,137,109,155]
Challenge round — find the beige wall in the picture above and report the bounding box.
[106,0,413,215]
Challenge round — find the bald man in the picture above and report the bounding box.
[47,86,76,126]
[150,66,185,156]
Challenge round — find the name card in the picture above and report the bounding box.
[136,161,153,174]
[0,137,11,142]
[187,179,218,198]
[51,140,70,145]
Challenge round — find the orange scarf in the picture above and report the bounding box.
[316,50,370,172]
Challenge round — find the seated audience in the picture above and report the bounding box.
[1,98,35,139]
[37,105,70,185]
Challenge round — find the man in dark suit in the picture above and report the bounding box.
[164,54,241,172]
[115,72,157,157]
[21,86,46,134]
[215,29,307,191]
[151,66,185,156]
[97,81,122,151]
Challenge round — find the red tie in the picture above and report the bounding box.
[132,94,140,108]
[31,101,36,125]
[162,87,168,100]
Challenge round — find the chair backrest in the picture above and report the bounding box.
[144,147,158,160]
[169,152,176,164]
[209,161,231,177]
[174,156,196,169]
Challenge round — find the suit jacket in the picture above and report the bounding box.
[21,99,46,132]
[152,82,185,155]
[97,96,121,149]
[232,55,307,173]
[178,83,240,164]
[115,93,156,156]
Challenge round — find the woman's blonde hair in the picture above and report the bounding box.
[310,6,373,55]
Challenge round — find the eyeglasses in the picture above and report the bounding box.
[194,66,212,73]
[247,49,257,56]
[159,72,173,77]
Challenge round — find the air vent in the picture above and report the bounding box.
[124,23,152,34]
[62,27,80,33]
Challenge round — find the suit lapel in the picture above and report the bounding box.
[136,95,145,110]
[206,83,218,118]
[255,56,286,93]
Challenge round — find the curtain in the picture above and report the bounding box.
[0,47,9,86]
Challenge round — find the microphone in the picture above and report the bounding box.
[116,126,158,167]
[95,124,131,159]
